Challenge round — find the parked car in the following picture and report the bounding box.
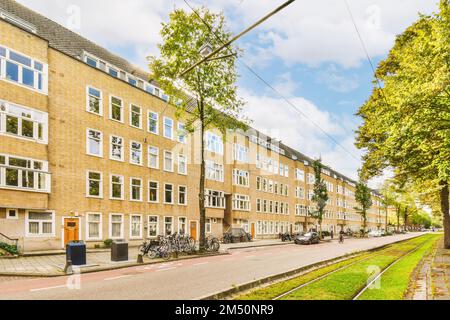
[294,232,320,245]
[226,228,252,243]
[368,230,382,237]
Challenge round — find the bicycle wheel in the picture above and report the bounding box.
[212,239,220,252]
[148,249,158,259]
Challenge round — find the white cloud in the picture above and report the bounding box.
[273,72,298,97]
[219,0,438,68]
[16,0,438,69]
[315,65,359,93]
[16,0,173,68]
[240,88,361,180]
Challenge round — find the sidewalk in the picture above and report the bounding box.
[409,238,449,300]
[429,241,450,300]
[0,239,288,277]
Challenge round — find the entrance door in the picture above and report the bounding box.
[64,218,79,245]
[190,221,197,240]
[251,223,255,239]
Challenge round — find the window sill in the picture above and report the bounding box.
[86,110,103,117]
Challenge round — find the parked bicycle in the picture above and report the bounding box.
[205,235,220,252]
[279,232,292,242]
[140,233,196,260]
[222,232,233,244]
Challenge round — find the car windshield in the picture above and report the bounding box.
[304,233,313,237]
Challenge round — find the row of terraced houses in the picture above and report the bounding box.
[0,0,385,252]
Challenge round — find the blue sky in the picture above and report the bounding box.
[17,0,439,185]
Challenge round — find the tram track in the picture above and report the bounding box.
[270,236,429,300]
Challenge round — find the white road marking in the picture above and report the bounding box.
[104,275,132,281]
[30,285,66,292]
[193,262,209,266]
[156,267,177,272]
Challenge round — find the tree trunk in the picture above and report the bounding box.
[362,212,367,237]
[439,181,450,249]
[404,208,408,232]
[396,206,400,232]
[198,103,206,252]
[385,205,388,232]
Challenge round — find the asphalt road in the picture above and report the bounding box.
[0,233,421,300]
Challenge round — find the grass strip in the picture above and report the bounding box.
[357,234,441,300]
[236,234,434,300]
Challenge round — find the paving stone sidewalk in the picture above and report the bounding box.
[0,239,288,277]
[429,241,450,300]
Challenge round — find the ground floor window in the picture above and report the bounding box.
[86,213,102,240]
[241,220,249,232]
[205,218,211,234]
[148,216,158,238]
[178,217,187,235]
[164,216,173,235]
[130,214,142,238]
[110,214,124,239]
[26,211,54,237]
[6,208,18,219]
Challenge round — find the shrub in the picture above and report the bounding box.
[0,242,19,255]
[103,239,113,248]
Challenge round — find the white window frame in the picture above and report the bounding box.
[148,111,159,135]
[109,213,124,239]
[164,183,174,204]
[0,153,51,193]
[86,212,102,241]
[178,154,187,175]
[109,135,124,162]
[148,146,159,169]
[205,132,223,154]
[86,170,103,198]
[0,45,49,94]
[205,160,224,182]
[86,128,103,157]
[110,174,124,200]
[130,214,143,239]
[147,215,159,238]
[205,189,225,209]
[163,116,174,140]
[130,140,143,166]
[178,217,187,235]
[6,208,18,220]
[233,169,250,187]
[109,95,124,123]
[148,180,159,203]
[163,150,174,172]
[178,185,187,206]
[25,210,55,238]
[164,216,174,236]
[177,122,186,143]
[232,194,251,211]
[205,218,212,234]
[86,85,103,116]
[0,99,49,144]
[130,177,143,202]
[233,144,249,162]
[129,104,142,129]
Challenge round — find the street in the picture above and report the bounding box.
[0,233,421,300]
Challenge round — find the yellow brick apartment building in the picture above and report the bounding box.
[0,0,385,252]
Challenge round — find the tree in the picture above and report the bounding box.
[355,1,450,248]
[149,7,247,251]
[310,159,328,238]
[354,179,373,236]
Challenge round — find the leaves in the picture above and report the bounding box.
[310,159,329,226]
[148,7,248,133]
[356,1,450,221]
